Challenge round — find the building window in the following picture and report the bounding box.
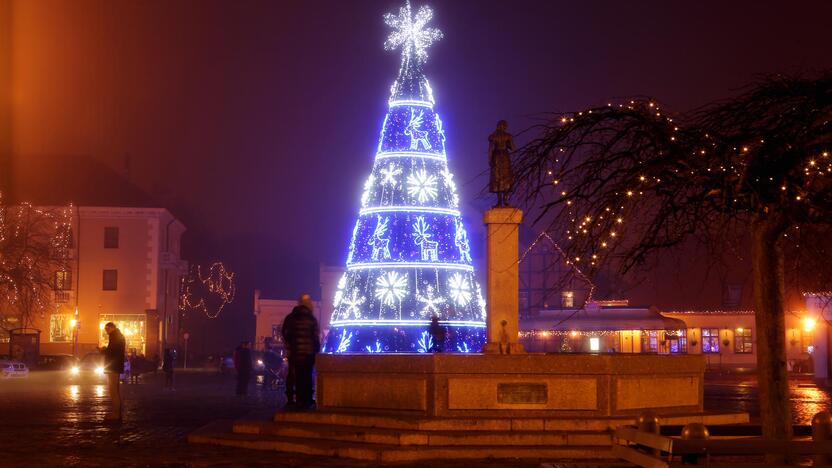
[54,270,72,290]
[50,314,72,342]
[589,337,600,352]
[734,328,753,353]
[561,291,574,308]
[103,269,118,291]
[666,329,688,354]
[99,314,146,355]
[641,331,659,353]
[702,328,720,353]
[104,227,119,248]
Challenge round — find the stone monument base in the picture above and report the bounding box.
[189,353,748,462]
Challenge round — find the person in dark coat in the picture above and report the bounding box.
[429,316,446,352]
[281,294,320,409]
[162,348,175,390]
[101,322,126,421]
[233,341,253,396]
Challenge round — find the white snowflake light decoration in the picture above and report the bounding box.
[375,271,408,306]
[383,0,443,65]
[448,272,472,306]
[418,284,445,316]
[380,163,402,186]
[407,169,438,203]
[341,290,367,319]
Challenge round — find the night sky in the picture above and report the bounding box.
[3,0,831,353]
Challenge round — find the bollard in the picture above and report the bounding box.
[636,411,661,456]
[813,411,832,466]
[680,422,710,465]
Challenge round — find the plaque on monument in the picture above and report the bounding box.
[497,383,548,404]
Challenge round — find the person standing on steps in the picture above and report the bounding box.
[101,322,126,422]
[281,294,320,410]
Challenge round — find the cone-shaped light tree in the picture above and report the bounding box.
[513,73,832,449]
[324,1,486,354]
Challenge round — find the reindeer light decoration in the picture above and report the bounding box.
[412,216,439,261]
[369,215,392,260]
[405,109,431,151]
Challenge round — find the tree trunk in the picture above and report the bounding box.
[751,213,792,453]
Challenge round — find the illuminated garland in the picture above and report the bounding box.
[179,262,236,319]
[519,230,596,303]
[661,310,755,315]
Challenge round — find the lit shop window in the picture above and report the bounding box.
[561,291,574,308]
[50,314,72,342]
[701,328,720,353]
[99,315,146,355]
[734,328,753,354]
[589,337,600,352]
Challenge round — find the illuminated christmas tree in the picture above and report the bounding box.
[324,1,486,353]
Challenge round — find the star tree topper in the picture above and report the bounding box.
[384,0,443,65]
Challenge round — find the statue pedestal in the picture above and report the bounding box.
[482,207,525,354]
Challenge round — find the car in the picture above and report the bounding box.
[70,353,127,382]
[0,360,29,379]
[36,354,79,371]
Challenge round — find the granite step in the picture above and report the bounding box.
[273,410,748,432]
[190,420,615,462]
[235,419,613,446]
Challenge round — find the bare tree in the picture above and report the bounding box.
[0,195,73,332]
[513,73,832,447]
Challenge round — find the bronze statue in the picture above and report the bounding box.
[488,120,515,207]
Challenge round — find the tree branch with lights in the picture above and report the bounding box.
[0,193,73,332]
[513,72,832,452]
[179,262,236,319]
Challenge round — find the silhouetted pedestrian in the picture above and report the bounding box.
[281,294,320,409]
[429,316,445,352]
[233,341,253,396]
[162,348,175,390]
[101,322,125,422]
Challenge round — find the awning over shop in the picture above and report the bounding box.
[520,306,687,332]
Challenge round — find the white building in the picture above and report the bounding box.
[31,207,187,358]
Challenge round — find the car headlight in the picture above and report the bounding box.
[257,359,263,365]
[95,366,105,376]
[70,366,80,375]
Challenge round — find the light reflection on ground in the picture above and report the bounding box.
[705,376,832,425]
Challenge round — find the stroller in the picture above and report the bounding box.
[262,348,286,391]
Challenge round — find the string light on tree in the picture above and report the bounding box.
[179,262,237,319]
[325,1,486,353]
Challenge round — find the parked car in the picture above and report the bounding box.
[36,354,79,371]
[0,360,29,379]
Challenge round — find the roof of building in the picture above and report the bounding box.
[521,306,686,332]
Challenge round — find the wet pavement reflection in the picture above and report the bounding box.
[705,376,832,424]
[0,370,531,467]
[2,370,830,466]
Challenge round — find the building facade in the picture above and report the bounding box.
[33,207,186,359]
[252,264,344,351]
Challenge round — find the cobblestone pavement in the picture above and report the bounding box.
[0,370,539,467]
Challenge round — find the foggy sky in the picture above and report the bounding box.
[4,0,831,352]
